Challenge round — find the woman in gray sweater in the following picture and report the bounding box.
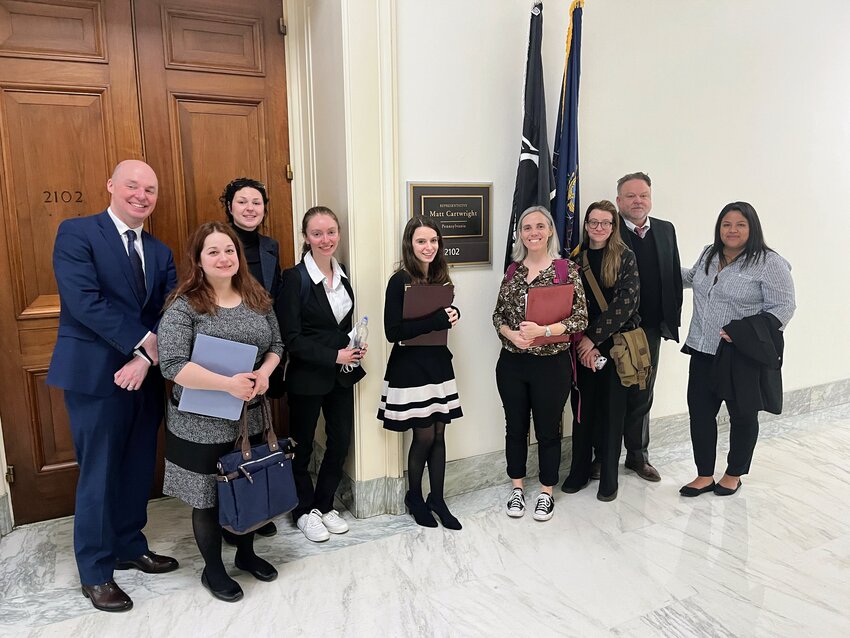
[158,221,283,602]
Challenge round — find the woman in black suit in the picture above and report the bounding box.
[219,177,282,539]
[280,206,367,543]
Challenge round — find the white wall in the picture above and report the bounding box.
[395,0,850,462]
[306,0,350,263]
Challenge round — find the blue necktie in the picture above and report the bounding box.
[125,230,146,297]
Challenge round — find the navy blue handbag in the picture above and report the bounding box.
[216,399,297,534]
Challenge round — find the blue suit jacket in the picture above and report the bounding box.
[47,211,177,397]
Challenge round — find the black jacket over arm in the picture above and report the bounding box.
[713,313,784,415]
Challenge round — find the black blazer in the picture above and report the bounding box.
[619,216,683,342]
[280,263,366,395]
[258,234,282,298]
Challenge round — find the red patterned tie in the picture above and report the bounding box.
[635,225,647,239]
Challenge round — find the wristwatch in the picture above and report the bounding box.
[544,325,552,338]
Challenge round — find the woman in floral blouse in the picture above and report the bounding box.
[493,206,588,522]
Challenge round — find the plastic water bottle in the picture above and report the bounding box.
[348,316,369,369]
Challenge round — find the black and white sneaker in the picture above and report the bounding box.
[533,492,555,521]
[506,487,525,518]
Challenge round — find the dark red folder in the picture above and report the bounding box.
[401,284,455,346]
[526,283,575,346]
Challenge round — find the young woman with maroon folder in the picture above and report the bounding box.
[378,216,463,529]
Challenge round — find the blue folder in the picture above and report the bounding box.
[177,334,258,420]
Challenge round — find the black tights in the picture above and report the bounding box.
[407,422,447,501]
[192,506,259,588]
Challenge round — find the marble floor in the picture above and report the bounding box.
[2,404,850,637]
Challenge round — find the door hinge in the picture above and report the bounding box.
[279,18,287,36]
[4,465,14,485]
[285,164,294,181]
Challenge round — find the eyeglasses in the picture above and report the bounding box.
[585,220,613,229]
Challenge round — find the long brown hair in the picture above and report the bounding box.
[300,206,340,257]
[580,200,626,288]
[166,221,271,315]
[398,216,451,284]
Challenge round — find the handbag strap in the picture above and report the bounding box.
[236,397,280,460]
[580,252,608,312]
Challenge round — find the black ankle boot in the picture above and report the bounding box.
[405,491,437,528]
[426,494,462,530]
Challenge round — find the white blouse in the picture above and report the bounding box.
[303,252,352,324]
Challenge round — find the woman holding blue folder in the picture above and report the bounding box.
[378,216,463,529]
[158,221,283,602]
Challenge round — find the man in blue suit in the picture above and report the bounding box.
[47,160,179,612]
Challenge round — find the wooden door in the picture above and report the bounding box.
[0,0,144,523]
[0,0,292,524]
[134,0,293,266]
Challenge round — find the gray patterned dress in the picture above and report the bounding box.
[158,296,283,509]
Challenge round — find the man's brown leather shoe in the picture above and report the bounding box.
[81,581,133,612]
[115,551,179,574]
[624,458,661,482]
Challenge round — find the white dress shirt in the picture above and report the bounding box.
[107,208,146,274]
[622,216,652,236]
[303,252,352,324]
[107,208,151,356]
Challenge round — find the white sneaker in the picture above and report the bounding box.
[506,487,525,518]
[321,509,349,534]
[533,492,555,522]
[296,509,330,542]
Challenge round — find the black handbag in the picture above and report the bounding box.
[216,398,298,534]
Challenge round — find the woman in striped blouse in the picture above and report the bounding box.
[679,202,795,497]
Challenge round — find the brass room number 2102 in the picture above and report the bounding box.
[43,190,84,204]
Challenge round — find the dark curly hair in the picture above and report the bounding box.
[219,177,269,225]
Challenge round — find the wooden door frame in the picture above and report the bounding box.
[0,0,301,532]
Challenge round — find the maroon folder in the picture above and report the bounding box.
[401,284,455,346]
[526,283,575,346]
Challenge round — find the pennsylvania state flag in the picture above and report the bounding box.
[505,1,554,271]
[551,0,584,256]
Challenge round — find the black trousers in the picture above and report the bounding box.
[622,326,662,465]
[288,382,354,521]
[687,351,760,476]
[566,342,628,496]
[496,349,571,488]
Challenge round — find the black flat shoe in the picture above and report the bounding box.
[714,480,742,496]
[561,478,590,494]
[405,492,437,528]
[597,488,618,502]
[426,494,462,530]
[255,521,278,537]
[679,481,716,497]
[201,569,244,603]
[234,556,278,582]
